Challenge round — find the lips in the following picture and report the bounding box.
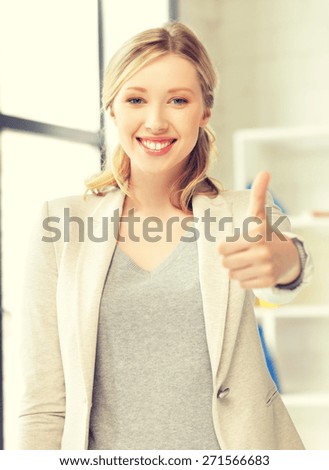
[136,137,177,155]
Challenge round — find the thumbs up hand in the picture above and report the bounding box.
[218,171,301,289]
[246,171,270,221]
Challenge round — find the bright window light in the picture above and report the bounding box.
[0,0,100,131]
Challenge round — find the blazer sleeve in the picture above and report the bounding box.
[252,191,314,304]
[17,201,65,449]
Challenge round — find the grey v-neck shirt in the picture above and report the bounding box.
[88,235,220,450]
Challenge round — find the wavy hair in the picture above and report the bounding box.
[85,22,222,212]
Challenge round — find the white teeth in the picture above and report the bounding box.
[140,139,173,150]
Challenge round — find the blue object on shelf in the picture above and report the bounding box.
[258,323,281,393]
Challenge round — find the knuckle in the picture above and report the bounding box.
[229,269,235,278]
[264,264,274,276]
[260,245,271,260]
[218,243,226,255]
[222,258,228,268]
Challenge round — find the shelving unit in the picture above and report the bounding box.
[233,126,329,450]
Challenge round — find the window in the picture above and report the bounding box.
[0,0,174,450]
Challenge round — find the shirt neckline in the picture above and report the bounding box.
[115,237,193,277]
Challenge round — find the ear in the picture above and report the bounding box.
[200,108,211,128]
[107,105,117,125]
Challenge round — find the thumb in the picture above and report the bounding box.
[247,171,270,220]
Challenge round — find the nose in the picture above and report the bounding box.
[144,105,169,133]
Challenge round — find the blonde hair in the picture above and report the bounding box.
[85,21,223,212]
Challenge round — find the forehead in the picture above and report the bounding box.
[121,53,201,91]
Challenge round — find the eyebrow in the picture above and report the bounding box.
[126,86,195,95]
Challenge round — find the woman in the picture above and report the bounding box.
[18,22,313,450]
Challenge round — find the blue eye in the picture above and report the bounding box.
[171,98,188,105]
[127,98,144,104]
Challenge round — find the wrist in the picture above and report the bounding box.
[275,238,307,289]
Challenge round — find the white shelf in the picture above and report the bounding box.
[233,125,329,143]
[255,304,329,319]
[282,393,329,407]
[233,126,329,215]
[289,213,329,229]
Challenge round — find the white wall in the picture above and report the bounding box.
[179,0,329,188]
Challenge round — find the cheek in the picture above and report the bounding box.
[181,117,202,142]
[186,109,205,129]
[117,110,142,134]
[116,117,135,140]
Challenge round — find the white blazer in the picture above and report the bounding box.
[18,186,313,449]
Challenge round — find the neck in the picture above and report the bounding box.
[123,168,189,217]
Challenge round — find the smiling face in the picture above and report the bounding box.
[110,53,211,178]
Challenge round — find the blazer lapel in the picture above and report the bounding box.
[73,188,126,403]
[192,193,234,381]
